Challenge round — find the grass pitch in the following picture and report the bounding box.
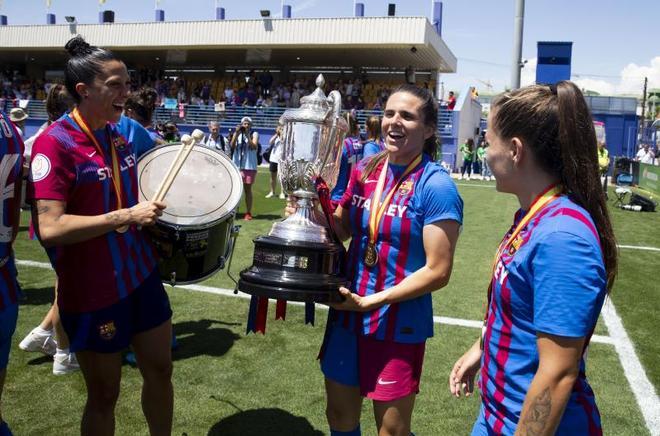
[5,168,658,435]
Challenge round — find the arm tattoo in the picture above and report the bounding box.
[37,205,50,215]
[520,388,552,435]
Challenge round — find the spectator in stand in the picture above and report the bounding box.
[9,108,28,138]
[447,91,456,110]
[458,138,474,180]
[224,85,234,104]
[266,125,285,199]
[363,115,383,159]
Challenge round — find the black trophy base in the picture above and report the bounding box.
[238,235,346,303]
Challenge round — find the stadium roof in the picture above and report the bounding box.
[0,16,456,72]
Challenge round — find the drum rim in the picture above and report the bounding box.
[138,143,243,226]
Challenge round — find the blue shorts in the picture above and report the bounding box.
[61,270,172,353]
[0,303,18,370]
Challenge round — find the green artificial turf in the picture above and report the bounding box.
[4,170,656,435]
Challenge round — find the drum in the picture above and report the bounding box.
[138,144,243,285]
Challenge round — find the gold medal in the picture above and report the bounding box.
[364,242,378,267]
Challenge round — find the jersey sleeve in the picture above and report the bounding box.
[419,168,464,226]
[127,120,156,158]
[532,231,606,338]
[339,163,360,209]
[28,133,74,202]
[363,141,381,159]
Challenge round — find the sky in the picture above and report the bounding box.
[1,0,658,96]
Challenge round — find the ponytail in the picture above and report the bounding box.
[491,81,617,291]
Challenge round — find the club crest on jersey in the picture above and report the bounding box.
[399,180,414,195]
[98,321,116,340]
[112,136,127,151]
[30,154,51,182]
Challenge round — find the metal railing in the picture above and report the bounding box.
[8,97,454,140]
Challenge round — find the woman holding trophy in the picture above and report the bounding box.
[289,84,463,435]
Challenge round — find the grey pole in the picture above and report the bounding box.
[510,0,525,89]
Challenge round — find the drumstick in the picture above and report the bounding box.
[153,129,205,202]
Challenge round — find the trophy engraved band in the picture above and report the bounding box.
[238,74,348,303]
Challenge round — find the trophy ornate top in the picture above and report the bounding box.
[280,74,335,125]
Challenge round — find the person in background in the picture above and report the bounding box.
[474,141,486,180]
[18,85,80,375]
[447,91,456,110]
[204,121,229,155]
[0,110,25,436]
[123,87,164,158]
[458,138,474,180]
[8,108,28,139]
[231,116,259,220]
[597,141,610,194]
[636,143,654,165]
[330,112,363,210]
[266,125,285,199]
[480,139,493,181]
[450,81,617,435]
[362,115,383,159]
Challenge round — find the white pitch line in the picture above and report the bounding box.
[600,299,660,435]
[14,259,614,345]
[617,245,660,253]
[13,258,648,429]
[455,183,495,189]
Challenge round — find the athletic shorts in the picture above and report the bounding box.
[241,169,257,184]
[320,325,425,402]
[0,303,18,370]
[269,162,278,173]
[60,270,172,354]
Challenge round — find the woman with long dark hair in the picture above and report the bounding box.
[289,84,463,435]
[362,115,383,159]
[450,81,617,435]
[28,36,172,435]
[330,112,363,210]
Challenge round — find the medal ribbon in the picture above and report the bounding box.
[70,108,123,210]
[367,154,422,252]
[481,184,562,347]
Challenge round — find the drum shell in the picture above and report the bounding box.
[147,214,235,285]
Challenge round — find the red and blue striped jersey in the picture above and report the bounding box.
[477,195,606,435]
[28,114,157,313]
[0,112,24,310]
[334,154,463,343]
[331,136,364,202]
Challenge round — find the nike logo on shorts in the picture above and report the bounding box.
[377,377,397,385]
[87,151,96,158]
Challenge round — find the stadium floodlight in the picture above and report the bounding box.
[64,16,77,24]
[260,10,271,18]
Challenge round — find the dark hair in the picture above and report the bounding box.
[45,84,74,123]
[124,87,158,126]
[365,115,381,141]
[362,83,439,181]
[491,81,617,291]
[466,138,474,150]
[64,35,121,103]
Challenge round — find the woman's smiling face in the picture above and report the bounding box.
[381,91,434,164]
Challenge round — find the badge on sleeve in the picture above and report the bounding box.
[30,154,51,182]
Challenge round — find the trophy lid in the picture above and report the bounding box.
[279,74,335,125]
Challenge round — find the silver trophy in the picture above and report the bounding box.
[238,74,348,302]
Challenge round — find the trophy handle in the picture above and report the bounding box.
[320,90,343,169]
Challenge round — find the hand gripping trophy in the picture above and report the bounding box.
[238,75,348,322]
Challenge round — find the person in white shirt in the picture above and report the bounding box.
[266,125,285,199]
[636,144,655,165]
[204,121,229,155]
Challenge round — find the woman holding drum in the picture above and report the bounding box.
[449,82,617,435]
[289,84,463,435]
[28,36,172,435]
